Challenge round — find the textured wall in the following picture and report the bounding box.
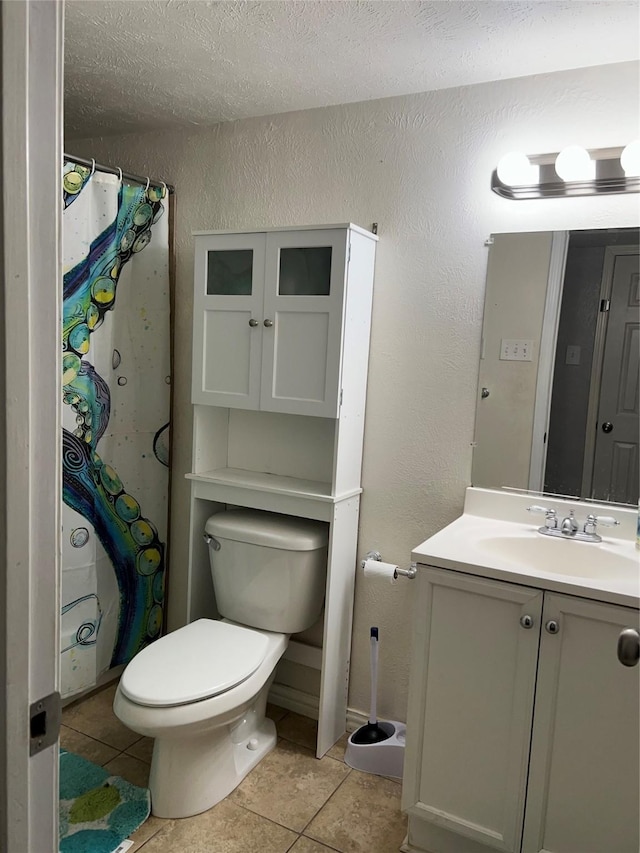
[70,61,640,722]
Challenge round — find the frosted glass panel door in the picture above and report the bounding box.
[192,233,265,407]
[261,229,347,417]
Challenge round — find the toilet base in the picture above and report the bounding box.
[149,714,277,819]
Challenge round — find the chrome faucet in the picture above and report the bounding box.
[527,505,620,543]
[560,510,579,536]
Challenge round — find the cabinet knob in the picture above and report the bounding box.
[617,628,640,667]
[263,319,273,327]
[520,614,534,629]
[545,619,560,634]
[248,318,258,327]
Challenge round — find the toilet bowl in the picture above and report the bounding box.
[113,509,328,818]
[114,619,288,818]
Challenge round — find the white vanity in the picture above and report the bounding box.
[402,487,639,853]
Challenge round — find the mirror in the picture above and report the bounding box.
[472,227,639,506]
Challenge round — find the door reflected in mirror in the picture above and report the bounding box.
[472,227,639,507]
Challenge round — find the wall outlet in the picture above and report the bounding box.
[499,339,534,361]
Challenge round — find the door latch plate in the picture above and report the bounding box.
[30,691,61,756]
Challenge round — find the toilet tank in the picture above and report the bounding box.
[204,509,328,634]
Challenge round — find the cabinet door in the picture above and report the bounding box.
[261,229,347,417]
[522,594,640,853]
[192,233,265,407]
[402,567,543,853]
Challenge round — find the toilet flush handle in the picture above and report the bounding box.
[203,533,221,550]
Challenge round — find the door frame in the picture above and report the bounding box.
[1,2,63,851]
[528,231,569,492]
[581,245,638,499]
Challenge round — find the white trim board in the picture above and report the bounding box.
[193,223,378,240]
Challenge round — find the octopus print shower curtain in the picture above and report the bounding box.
[61,162,171,698]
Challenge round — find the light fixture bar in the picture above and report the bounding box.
[492,146,640,200]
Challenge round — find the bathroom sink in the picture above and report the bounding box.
[476,533,637,581]
[412,488,639,607]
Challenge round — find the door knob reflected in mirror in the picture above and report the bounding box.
[601,422,613,433]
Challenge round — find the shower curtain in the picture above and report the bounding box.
[61,161,171,698]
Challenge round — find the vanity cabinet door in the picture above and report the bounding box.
[402,567,543,853]
[522,594,640,853]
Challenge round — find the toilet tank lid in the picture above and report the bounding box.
[205,509,328,551]
[119,620,270,707]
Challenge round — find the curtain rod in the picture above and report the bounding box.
[64,153,175,194]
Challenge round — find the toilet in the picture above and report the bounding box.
[113,508,328,818]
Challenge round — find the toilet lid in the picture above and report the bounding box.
[120,620,270,707]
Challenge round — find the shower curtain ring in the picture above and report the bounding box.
[90,158,96,176]
[160,181,167,197]
[144,176,150,193]
[117,167,123,182]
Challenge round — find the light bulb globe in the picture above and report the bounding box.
[621,141,640,177]
[496,152,538,187]
[555,146,595,182]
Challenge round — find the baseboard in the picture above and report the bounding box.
[346,707,369,732]
[268,684,320,720]
[267,690,404,741]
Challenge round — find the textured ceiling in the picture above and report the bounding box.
[64,0,640,139]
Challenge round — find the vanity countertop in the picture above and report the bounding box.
[412,488,640,609]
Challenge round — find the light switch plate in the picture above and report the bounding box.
[500,339,533,361]
[565,344,581,365]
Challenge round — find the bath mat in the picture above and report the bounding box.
[59,749,150,853]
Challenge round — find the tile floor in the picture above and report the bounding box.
[61,682,408,852]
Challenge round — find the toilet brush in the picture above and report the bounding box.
[351,627,391,744]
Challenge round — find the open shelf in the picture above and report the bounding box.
[186,467,361,502]
[187,467,362,522]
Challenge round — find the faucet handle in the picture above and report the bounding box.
[527,505,556,515]
[527,505,557,529]
[592,515,620,527]
[584,514,620,533]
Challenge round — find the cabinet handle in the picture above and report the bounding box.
[520,614,534,629]
[545,619,560,634]
[617,628,640,667]
[248,319,258,327]
[263,319,273,327]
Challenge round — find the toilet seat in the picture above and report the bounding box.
[120,619,270,708]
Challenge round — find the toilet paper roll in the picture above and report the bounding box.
[363,559,398,584]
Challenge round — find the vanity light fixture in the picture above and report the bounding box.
[492,143,640,199]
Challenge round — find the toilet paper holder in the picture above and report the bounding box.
[361,550,417,580]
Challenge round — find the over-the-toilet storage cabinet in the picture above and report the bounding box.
[186,224,377,758]
[402,567,639,853]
